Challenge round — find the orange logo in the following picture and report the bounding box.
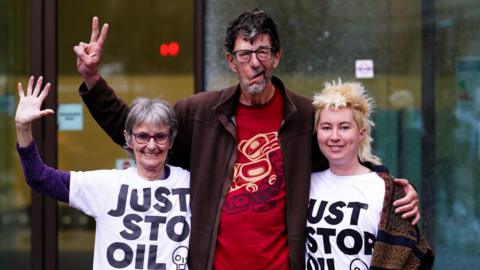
[230,132,280,192]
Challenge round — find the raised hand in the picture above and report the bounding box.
[73,16,109,89]
[15,76,54,147]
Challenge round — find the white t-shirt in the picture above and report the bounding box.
[306,169,385,270]
[70,166,190,270]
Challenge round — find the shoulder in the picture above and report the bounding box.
[168,165,190,181]
[374,171,397,195]
[178,90,220,105]
[175,85,236,109]
[70,168,131,188]
[310,170,330,187]
[71,168,120,180]
[311,169,328,178]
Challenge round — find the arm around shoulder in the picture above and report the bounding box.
[371,175,435,269]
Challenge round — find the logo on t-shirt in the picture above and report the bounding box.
[231,132,280,192]
[223,132,284,215]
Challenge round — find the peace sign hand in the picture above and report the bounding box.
[15,76,54,128]
[73,16,109,89]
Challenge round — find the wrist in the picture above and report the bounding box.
[15,121,32,131]
[16,124,33,148]
[84,74,101,90]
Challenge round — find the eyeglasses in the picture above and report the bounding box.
[132,132,170,145]
[231,47,275,63]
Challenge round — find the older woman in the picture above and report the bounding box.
[306,80,434,270]
[15,76,190,270]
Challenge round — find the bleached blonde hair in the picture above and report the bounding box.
[312,79,381,165]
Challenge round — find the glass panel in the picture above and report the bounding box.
[57,1,194,268]
[0,0,31,269]
[205,0,480,268]
[435,0,480,268]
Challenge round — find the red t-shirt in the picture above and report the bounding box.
[214,88,289,270]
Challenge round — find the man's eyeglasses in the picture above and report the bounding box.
[231,47,275,63]
[132,132,170,145]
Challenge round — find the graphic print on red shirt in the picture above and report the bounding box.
[214,88,289,270]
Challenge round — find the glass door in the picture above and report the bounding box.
[57,1,194,268]
[0,0,31,268]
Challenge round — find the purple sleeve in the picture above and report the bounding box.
[16,141,70,203]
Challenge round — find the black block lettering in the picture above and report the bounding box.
[107,242,133,268]
[108,184,129,217]
[121,214,142,240]
[167,215,190,242]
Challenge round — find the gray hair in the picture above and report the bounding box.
[123,97,177,156]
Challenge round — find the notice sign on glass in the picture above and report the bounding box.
[355,59,374,79]
[58,103,83,131]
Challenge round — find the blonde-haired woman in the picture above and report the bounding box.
[306,80,434,270]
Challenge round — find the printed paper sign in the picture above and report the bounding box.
[58,103,83,131]
[355,59,374,79]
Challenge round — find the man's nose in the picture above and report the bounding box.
[249,52,262,67]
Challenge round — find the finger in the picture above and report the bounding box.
[90,16,99,43]
[401,206,418,219]
[73,45,83,56]
[27,76,34,96]
[74,45,90,62]
[97,23,109,48]
[79,42,94,56]
[39,83,51,101]
[393,184,417,207]
[18,82,25,98]
[392,191,413,207]
[411,212,420,226]
[394,199,417,214]
[40,109,55,117]
[393,192,418,208]
[33,76,43,96]
[393,178,409,186]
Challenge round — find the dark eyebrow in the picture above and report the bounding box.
[237,46,271,51]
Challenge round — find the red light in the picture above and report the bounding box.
[169,42,180,56]
[159,42,180,57]
[160,44,170,57]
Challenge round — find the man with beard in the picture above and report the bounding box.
[74,8,420,270]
